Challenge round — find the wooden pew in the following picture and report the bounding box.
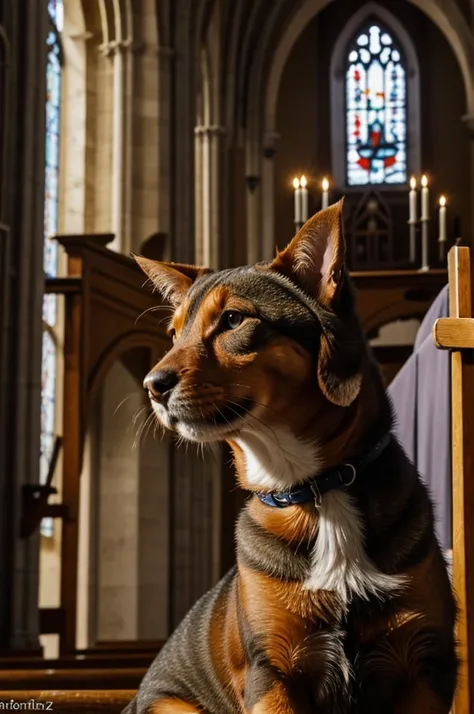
[78,640,162,654]
[0,653,154,669]
[433,245,474,713]
[0,691,135,712]
[0,667,145,689]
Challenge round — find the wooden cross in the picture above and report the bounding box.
[434,246,474,714]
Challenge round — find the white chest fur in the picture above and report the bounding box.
[236,425,405,606]
[305,489,406,606]
[235,425,321,491]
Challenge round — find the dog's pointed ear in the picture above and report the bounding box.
[270,199,363,407]
[134,256,211,307]
[269,199,345,306]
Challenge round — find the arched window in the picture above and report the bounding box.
[330,4,420,189]
[346,23,406,186]
[41,0,63,536]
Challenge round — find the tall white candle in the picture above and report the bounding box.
[439,195,447,243]
[409,176,417,223]
[300,175,308,222]
[421,175,429,220]
[293,177,301,224]
[322,178,329,210]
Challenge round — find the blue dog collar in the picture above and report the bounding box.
[255,432,391,508]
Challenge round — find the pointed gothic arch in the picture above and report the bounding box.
[329,3,421,188]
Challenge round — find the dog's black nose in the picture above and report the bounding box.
[144,370,179,403]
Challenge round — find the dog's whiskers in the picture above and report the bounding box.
[133,410,155,450]
[134,304,172,326]
[114,392,137,416]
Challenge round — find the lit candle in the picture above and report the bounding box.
[300,175,308,222]
[421,175,429,220]
[293,177,301,225]
[322,177,329,210]
[408,176,417,263]
[409,176,417,222]
[439,195,447,244]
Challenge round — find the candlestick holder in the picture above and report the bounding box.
[294,220,303,235]
[407,219,417,264]
[406,217,435,270]
[420,216,430,271]
[438,236,447,264]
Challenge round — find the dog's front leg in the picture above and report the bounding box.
[244,662,298,714]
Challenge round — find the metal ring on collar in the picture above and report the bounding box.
[342,463,356,487]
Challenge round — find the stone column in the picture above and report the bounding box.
[194,124,227,269]
[462,113,474,244]
[0,0,49,652]
[130,0,174,255]
[103,38,133,255]
[156,45,173,258]
[261,132,280,261]
[169,448,217,629]
[245,139,261,264]
[194,126,205,265]
[171,1,196,264]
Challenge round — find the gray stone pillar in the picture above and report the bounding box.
[194,125,227,269]
[462,113,474,245]
[262,132,280,261]
[245,139,261,264]
[0,0,48,652]
[171,1,196,264]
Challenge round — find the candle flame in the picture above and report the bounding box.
[410,176,416,190]
[322,178,329,191]
[300,175,307,188]
[439,195,446,207]
[293,177,300,189]
[421,175,428,187]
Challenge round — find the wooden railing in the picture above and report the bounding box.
[434,245,474,714]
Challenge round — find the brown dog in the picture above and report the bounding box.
[124,201,457,714]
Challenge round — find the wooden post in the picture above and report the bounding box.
[60,291,83,654]
[434,246,474,713]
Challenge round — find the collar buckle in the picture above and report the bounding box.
[254,433,390,509]
[272,492,291,508]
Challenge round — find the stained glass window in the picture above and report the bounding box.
[41,1,63,537]
[43,18,62,325]
[346,23,407,186]
[48,0,63,32]
[40,330,57,487]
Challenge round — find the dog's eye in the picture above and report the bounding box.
[222,311,244,330]
[168,327,176,343]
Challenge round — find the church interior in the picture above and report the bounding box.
[1,0,474,711]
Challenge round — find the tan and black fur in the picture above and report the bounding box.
[123,201,457,714]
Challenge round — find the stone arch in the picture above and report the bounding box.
[78,338,171,648]
[264,0,474,138]
[329,2,421,187]
[86,330,159,425]
[255,0,474,262]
